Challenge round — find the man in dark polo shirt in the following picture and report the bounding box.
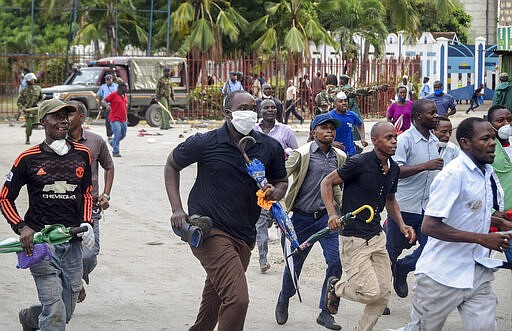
[164,90,288,331]
[320,122,415,331]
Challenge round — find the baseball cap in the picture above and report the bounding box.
[311,113,341,129]
[163,66,170,72]
[500,72,509,80]
[402,75,408,79]
[38,99,76,120]
[105,74,113,80]
[340,74,350,80]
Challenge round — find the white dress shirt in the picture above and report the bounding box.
[415,152,494,288]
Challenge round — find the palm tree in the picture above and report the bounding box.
[171,0,248,57]
[382,0,454,38]
[250,0,337,79]
[321,0,387,60]
[74,0,146,56]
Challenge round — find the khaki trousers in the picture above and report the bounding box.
[189,228,252,331]
[335,233,391,331]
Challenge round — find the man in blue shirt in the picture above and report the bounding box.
[222,71,244,97]
[425,80,456,116]
[328,92,367,156]
[96,74,118,140]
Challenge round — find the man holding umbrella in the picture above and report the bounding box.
[275,113,346,330]
[320,122,415,331]
[164,90,287,331]
[0,99,94,330]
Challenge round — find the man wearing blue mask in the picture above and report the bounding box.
[425,81,456,117]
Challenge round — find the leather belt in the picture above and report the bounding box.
[293,208,327,220]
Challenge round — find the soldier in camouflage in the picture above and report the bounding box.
[339,74,364,142]
[17,72,43,144]
[314,74,338,117]
[156,67,175,130]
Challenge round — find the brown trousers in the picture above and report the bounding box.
[189,228,252,331]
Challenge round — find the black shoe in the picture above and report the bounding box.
[465,109,470,114]
[316,310,342,330]
[392,264,408,298]
[382,306,391,315]
[25,139,30,145]
[275,296,289,325]
[19,309,37,331]
[112,153,122,157]
[300,119,304,125]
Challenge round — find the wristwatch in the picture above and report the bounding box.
[102,193,110,201]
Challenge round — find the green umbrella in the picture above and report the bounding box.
[0,224,86,253]
[290,205,375,255]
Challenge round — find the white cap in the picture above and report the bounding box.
[402,75,408,79]
[335,91,347,100]
[25,73,37,81]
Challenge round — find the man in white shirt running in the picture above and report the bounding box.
[392,117,512,331]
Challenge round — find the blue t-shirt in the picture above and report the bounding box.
[328,110,362,156]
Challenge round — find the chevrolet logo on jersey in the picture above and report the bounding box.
[42,181,78,200]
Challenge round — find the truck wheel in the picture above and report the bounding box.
[145,104,162,127]
[127,114,140,127]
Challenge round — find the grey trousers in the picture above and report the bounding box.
[255,208,272,266]
[396,264,497,331]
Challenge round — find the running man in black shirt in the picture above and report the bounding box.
[320,122,415,331]
[165,90,287,331]
[0,99,94,330]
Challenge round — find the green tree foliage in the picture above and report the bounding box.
[0,0,70,52]
[320,0,388,61]
[383,0,454,38]
[250,0,337,56]
[414,0,472,43]
[168,0,248,57]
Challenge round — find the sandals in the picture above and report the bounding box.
[324,276,340,314]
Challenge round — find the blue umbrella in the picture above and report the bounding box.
[238,136,300,250]
[238,136,301,300]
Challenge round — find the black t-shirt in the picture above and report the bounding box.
[337,150,399,239]
[173,123,287,245]
[1,142,93,233]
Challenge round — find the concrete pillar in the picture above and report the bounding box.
[437,37,449,89]
[474,36,486,89]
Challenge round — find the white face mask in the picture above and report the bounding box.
[498,124,512,140]
[46,139,69,156]
[438,141,447,148]
[231,111,257,135]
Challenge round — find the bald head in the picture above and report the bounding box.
[371,121,398,157]
[371,121,395,139]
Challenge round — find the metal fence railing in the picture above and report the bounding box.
[0,49,420,121]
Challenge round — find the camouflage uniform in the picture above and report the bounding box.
[17,84,43,143]
[314,85,337,117]
[156,76,175,129]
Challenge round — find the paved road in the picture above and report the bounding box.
[0,105,510,330]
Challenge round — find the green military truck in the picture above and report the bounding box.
[42,56,188,127]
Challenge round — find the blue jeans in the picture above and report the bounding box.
[82,209,101,284]
[279,212,342,310]
[23,241,83,330]
[385,212,427,276]
[110,120,127,154]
